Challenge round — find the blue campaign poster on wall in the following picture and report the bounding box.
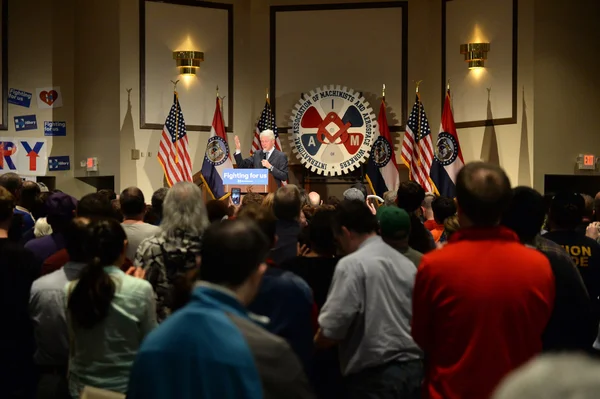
[48,156,70,171]
[44,121,67,136]
[7,89,33,108]
[14,115,38,131]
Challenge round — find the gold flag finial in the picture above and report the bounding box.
[266,88,270,101]
[216,85,219,98]
[415,80,423,94]
[447,79,451,91]
[170,79,179,92]
[382,84,386,99]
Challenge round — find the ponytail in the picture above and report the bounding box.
[68,219,125,329]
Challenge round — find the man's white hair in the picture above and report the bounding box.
[259,129,275,141]
[492,354,600,399]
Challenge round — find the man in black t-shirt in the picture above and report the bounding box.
[544,192,600,312]
[0,186,39,398]
[503,187,593,352]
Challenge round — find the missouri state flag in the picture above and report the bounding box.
[200,97,233,200]
[366,99,399,196]
[430,89,464,197]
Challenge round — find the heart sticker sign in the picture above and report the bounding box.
[36,87,63,109]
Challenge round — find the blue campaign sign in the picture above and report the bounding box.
[14,115,38,131]
[222,168,268,185]
[48,156,70,171]
[7,89,33,108]
[44,121,67,136]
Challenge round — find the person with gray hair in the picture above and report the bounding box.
[134,182,209,322]
[343,188,365,202]
[233,130,289,186]
[492,354,600,399]
[421,193,435,222]
[383,190,397,206]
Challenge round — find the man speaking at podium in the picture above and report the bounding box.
[234,129,289,187]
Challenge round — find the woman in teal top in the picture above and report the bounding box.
[66,218,157,398]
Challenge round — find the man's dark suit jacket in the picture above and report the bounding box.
[234,149,288,186]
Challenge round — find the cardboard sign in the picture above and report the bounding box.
[36,86,63,109]
[14,115,38,131]
[8,89,33,108]
[48,155,70,171]
[0,138,48,176]
[44,121,67,136]
[222,168,268,185]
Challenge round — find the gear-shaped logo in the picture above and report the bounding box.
[289,85,378,175]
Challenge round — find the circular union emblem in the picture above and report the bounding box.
[205,136,229,166]
[371,136,392,168]
[435,132,458,166]
[289,85,378,175]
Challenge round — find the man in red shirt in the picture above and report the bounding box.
[412,162,555,399]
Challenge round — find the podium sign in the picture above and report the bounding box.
[223,169,268,185]
[223,168,277,194]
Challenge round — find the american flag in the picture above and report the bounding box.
[251,98,282,155]
[401,94,437,193]
[158,93,193,186]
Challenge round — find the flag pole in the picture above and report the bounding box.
[217,85,223,115]
[266,88,270,104]
[170,80,180,165]
[382,83,386,103]
[415,81,423,173]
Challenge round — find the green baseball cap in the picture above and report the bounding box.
[377,206,411,237]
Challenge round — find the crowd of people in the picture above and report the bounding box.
[2,162,600,399]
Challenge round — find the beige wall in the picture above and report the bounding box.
[5,0,599,198]
[454,0,535,187]
[74,0,121,194]
[532,0,600,190]
[5,0,79,192]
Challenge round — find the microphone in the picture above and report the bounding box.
[261,151,267,168]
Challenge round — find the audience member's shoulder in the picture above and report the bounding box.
[265,268,312,300]
[580,235,600,249]
[31,267,65,292]
[228,312,295,356]
[121,271,154,294]
[2,239,35,259]
[135,234,163,256]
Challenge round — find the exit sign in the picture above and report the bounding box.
[584,155,595,166]
[578,154,596,170]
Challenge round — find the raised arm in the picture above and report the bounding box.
[233,135,255,168]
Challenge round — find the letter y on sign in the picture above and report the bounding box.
[21,141,45,171]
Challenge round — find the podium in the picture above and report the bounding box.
[223,168,279,194]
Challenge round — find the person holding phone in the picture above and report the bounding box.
[234,130,289,187]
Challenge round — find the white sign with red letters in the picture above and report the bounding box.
[0,138,48,176]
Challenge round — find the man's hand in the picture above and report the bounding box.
[126,266,146,279]
[261,159,272,169]
[587,222,600,240]
[229,196,241,214]
[297,243,310,257]
[366,199,377,216]
[314,328,339,349]
[234,135,241,151]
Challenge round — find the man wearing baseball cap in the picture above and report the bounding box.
[377,206,423,268]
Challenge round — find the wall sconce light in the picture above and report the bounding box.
[172,51,204,75]
[460,43,490,69]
